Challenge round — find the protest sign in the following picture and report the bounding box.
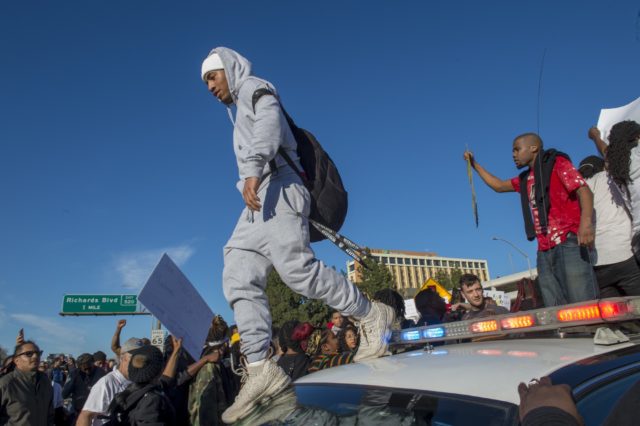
[483,289,510,311]
[138,254,214,359]
[597,96,640,142]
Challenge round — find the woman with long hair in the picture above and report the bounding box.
[606,120,640,258]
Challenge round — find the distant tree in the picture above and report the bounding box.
[356,251,395,298]
[265,270,331,328]
[398,287,418,299]
[434,268,464,291]
[0,345,8,363]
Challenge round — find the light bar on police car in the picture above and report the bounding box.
[391,296,640,345]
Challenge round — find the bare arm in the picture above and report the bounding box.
[161,336,182,379]
[184,351,220,378]
[464,151,515,193]
[588,127,607,157]
[76,411,97,426]
[111,320,126,357]
[576,185,595,247]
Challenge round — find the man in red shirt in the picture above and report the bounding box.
[464,133,598,306]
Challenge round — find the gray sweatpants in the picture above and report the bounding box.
[222,171,371,363]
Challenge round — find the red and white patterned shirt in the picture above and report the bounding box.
[510,156,587,251]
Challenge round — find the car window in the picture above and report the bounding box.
[236,384,519,425]
[576,370,640,426]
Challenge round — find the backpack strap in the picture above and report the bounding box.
[251,88,308,185]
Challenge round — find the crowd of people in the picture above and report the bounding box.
[0,273,518,426]
[3,43,640,425]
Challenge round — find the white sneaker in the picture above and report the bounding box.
[236,388,298,426]
[221,358,291,423]
[354,302,395,362]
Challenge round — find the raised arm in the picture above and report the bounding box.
[111,319,126,357]
[464,151,514,193]
[588,127,607,157]
[161,336,183,379]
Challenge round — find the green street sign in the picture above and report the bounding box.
[62,294,138,314]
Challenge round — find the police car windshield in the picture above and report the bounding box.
[234,384,518,426]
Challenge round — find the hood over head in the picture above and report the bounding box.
[201,47,252,103]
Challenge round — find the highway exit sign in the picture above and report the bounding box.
[62,294,138,314]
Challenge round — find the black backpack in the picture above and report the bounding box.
[252,88,348,242]
[101,383,156,426]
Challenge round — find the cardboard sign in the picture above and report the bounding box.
[404,298,420,322]
[483,289,511,311]
[138,254,214,359]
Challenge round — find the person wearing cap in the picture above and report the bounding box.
[62,352,106,419]
[200,46,395,423]
[108,345,175,425]
[580,132,640,297]
[76,338,143,426]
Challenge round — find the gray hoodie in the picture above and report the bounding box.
[209,47,300,190]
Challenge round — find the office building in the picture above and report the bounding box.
[347,248,490,291]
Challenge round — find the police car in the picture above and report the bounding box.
[237,296,640,426]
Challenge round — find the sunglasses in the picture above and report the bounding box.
[16,350,43,359]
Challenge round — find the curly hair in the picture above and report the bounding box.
[337,325,359,353]
[607,120,640,186]
[373,288,405,320]
[306,328,334,356]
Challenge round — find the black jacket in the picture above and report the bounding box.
[106,382,176,426]
[0,369,54,425]
[61,367,105,412]
[518,149,571,241]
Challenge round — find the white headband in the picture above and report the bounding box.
[201,53,224,81]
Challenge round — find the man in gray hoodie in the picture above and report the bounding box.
[201,46,394,422]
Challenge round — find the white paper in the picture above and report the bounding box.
[138,254,214,359]
[483,289,511,311]
[597,96,640,142]
[403,299,420,322]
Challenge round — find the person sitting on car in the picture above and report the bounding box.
[451,274,509,320]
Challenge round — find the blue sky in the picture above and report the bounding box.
[2,1,639,356]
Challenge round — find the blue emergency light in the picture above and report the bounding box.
[423,327,445,339]
[402,330,421,341]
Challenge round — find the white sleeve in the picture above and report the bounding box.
[81,378,111,415]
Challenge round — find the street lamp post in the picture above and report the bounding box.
[492,236,534,281]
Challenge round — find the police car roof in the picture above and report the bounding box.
[294,337,638,404]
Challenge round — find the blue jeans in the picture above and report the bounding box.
[536,233,598,306]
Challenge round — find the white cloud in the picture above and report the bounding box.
[10,313,87,355]
[115,243,196,289]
